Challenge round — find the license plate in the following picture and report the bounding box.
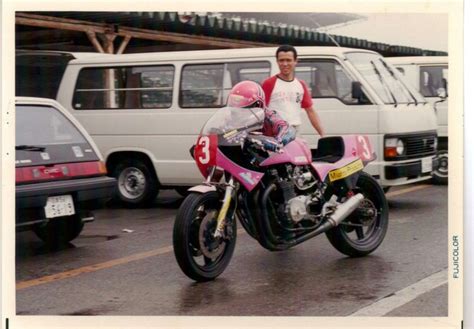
[422,157,433,173]
[44,195,75,218]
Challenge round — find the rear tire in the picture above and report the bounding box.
[112,158,159,208]
[326,172,389,257]
[33,215,84,248]
[173,192,237,282]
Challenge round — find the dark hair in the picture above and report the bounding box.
[276,45,297,59]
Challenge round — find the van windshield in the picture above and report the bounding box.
[346,52,425,105]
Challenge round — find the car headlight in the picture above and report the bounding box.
[396,139,405,155]
[385,137,405,158]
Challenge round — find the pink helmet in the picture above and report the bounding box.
[227,81,265,108]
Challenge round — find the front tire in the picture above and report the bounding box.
[112,158,159,207]
[173,192,237,282]
[326,172,388,257]
[432,149,448,185]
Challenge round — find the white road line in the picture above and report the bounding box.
[350,269,448,316]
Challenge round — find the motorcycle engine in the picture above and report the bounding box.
[276,166,324,225]
[287,195,311,222]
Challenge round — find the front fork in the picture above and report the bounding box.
[213,177,235,238]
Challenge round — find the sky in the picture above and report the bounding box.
[326,13,448,52]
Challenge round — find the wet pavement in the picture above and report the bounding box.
[14,184,448,316]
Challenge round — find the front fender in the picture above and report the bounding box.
[188,185,217,194]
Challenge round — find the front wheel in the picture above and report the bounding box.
[173,192,237,282]
[432,149,448,185]
[326,172,388,257]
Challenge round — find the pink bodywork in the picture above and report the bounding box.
[311,135,375,181]
[260,138,312,167]
[216,149,264,191]
[215,135,374,191]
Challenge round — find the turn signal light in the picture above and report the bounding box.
[385,147,398,158]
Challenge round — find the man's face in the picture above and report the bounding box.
[277,51,297,77]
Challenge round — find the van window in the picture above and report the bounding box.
[180,61,271,108]
[419,65,448,97]
[16,53,74,99]
[295,60,361,104]
[73,65,174,110]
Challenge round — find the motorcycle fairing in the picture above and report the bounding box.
[311,135,374,182]
[260,138,312,167]
[216,149,264,191]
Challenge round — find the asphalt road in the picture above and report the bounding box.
[15,183,448,317]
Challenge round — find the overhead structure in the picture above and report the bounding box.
[16,12,447,56]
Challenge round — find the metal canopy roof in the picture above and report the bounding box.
[16,12,447,57]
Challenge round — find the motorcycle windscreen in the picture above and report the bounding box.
[200,106,264,136]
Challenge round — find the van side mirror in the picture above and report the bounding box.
[437,87,447,99]
[351,81,363,98]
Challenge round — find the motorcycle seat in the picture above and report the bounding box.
[311,136,344,163]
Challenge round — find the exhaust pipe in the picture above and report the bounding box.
[305,193,364,236]
[326,193,364,227]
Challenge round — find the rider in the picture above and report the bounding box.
[227,80,296,152]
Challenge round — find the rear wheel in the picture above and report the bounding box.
[173,192,237,282]
[112,158,159,207]
[326,172,388,257]
[33,215,84,248]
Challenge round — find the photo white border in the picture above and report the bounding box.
[1,0,464,328]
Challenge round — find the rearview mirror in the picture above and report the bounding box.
[351,81,364,99]
[437,87,447,99]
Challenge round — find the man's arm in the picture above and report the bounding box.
[304,106,324,136]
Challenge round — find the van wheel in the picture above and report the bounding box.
[113,159,159,207]
[432,149,448,185]
[33,216,84,248]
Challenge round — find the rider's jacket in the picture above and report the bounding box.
[261,107,296,151]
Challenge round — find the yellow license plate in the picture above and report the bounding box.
[328,159,364,182]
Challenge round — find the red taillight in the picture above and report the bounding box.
[16,161,107,184]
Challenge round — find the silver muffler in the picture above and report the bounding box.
[326,193,364,227]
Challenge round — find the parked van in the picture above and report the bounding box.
[16,47,438,206]
[386,56,448,184]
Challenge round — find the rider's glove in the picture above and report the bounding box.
[262,138,282,152]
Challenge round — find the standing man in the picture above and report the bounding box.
[262,45,324,137]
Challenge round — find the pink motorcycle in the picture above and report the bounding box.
[173,106,388,282]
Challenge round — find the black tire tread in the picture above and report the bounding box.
[173,192,236,282]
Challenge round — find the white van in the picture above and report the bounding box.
[16,47,438,206]
[386,56,448,184]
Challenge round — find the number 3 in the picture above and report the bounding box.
[198,136,210,164]
[357,136,371,160]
